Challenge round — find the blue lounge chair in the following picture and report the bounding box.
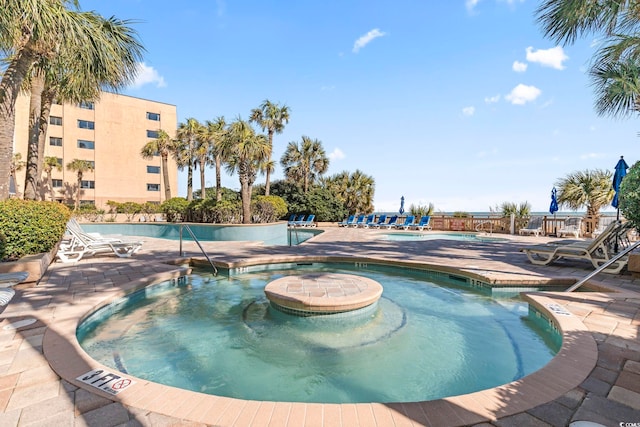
[411,216,431,231]
[287,214,298,226]
[338,215,355,227]
[358,214,375,228]
[366,214,387,229]
[395,215,415,230]
[289,214,305,227]
[349,214,366,228]
[378,215,398,229]
[294,214,316,227]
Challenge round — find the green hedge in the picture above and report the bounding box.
[0,200,71,261]
[620,161,640,230]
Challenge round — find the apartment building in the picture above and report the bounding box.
[13,92,178,209]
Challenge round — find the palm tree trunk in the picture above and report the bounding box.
[215,154,222,202]
[187,163,193,201]
[161,153,171,201]
[24,72,45,200]
[0,48,37,200]
[199,158,206,200]
[265,131,274,196]
[75,171,83,210]
[37,89,55,200]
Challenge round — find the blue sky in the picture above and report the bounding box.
[81,0,638,213]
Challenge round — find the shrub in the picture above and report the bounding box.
[620,161,640,230]
[210,200,242,223]
[0,200,70,260]
[251,196,288,223]
[117,202,142,222]
[161,197,190,222]
[304,188,347,222]
[186,199,218,222]
[0,231,6,260]
[409,203,435,218]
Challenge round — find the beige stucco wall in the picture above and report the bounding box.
[13,92,178,209]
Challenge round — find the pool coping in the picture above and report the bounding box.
[42,256,598,426]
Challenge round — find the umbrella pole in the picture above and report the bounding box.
[553,213,556,237]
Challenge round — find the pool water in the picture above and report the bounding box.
[383,232,509,242]
[77,263,560,404]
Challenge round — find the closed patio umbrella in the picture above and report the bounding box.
[549,187,558,236]
[612,155,629,220]
[399,196,405,215]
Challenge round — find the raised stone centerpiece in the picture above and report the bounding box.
[264,273,383,315]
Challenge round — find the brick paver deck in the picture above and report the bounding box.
[0,226,638,426]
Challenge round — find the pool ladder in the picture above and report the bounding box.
[178,224,218,276]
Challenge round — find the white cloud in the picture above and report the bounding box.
[462,106,475,116]
[505,84,541,105]
[525,46,569,70]
[485,94,500,104]
[131,62,166,88]
[580,152,604,160]
[353,28,386,53]
[329,148,345,160]
[466,0,480,12]
[512,60,527,72]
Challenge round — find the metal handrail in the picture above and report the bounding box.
[566,241,640,292]
[475,220,493,234]
[179,224,218,275]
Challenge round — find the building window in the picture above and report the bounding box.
[147,165,160,174]
[80,180,95,189]
[51,179,63,188]
[79,101,94,110]
[50,116,62,126]
[49,137,62,147]
[77,140,95,149]
[146,130,159,138]
[78,120,95,130]
[56,158,63,166]
[147,183,160,192]
[80,200,95,206]
[147,112,160,121]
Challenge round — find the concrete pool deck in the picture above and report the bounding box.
[0,226,639,426]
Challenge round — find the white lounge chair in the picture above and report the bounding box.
[558,217,582,238]
[518,216,544,237]
[57,224,143,263]
[394,215,415,230]
[0,272,29,308]
[366,214,387,229]
[358,214,375,228]
[376,215,398,229]
[520,220,628,273]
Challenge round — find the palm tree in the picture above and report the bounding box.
[66,159,94,210]
[555,169,614,230]
[536,1,640,118]
[174,118,201,201]
[10,153,25,198]
[42,156,62,201]
[249,100,290,196]
[280,136,329,193]
[204,117,227,201]
[141,129,174,201]
[322,170,375,214]
[194,124,214,200]
[219,118,270,223]
[0,1,143,200]
[22,12,144,200]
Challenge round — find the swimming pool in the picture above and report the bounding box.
[77,262,560,404]
[80,222,321,245]
[383,232,509,242]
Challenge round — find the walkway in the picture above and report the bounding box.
[0,227,638,426]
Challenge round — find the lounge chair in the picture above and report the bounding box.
[558,217,582,238]
[294,214,316,228]
[287,214,298,226]
[394,215,415,230]
[338,215,355,227]
[358,214,375,228]
[592,216,617,238]
[0,272,30,309]
[411,216,431,231]
[57,225,144,263]
[520,220,628,273]
[366,214,387,229]
[289,215,307,227]
[349,214,366,228]
[376,215,398,229]
[518,216,544,237]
